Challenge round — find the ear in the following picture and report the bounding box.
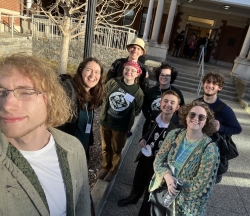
[174,104,180,113]
[218,86,222,92]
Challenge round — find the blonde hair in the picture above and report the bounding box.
[0,53,73,127]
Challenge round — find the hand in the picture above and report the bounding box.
[212,120,220,131]
[164,173,178,196]
[138,139,146,149]
[89,146,94,155]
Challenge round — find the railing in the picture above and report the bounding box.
[196,46,205,96]
[32,15,137,50]
[0,13,32,37]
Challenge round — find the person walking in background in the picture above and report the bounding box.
[98,61,144,182]
[172,31,185,57]
[149,101,219,216]
[0,54,91,215]
[117,91,181,216]
[197,72,242,183]
[142,63,185,135]
[197,33,210,60]
[183,33,194,58]
[58,57,105,160]
[188,34,197,60]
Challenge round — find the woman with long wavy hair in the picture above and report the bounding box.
[58,57,105,160]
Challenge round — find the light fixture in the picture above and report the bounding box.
[188,0,194,2]
[223,5,230,9]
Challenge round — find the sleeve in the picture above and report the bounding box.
[135,89,144,116]
[105,60,120,83]
[75,142,91,216]
[141,90,151,119]
[218,106,242,135]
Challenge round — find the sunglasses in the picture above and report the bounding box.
[188,112,207,121]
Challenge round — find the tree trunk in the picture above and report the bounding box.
[58,16,71,74]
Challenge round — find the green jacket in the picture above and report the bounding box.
[0,128,90,216]
[100,77,144,131]
[149,128,219,216]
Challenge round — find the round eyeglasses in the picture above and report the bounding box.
[188,112,207,121]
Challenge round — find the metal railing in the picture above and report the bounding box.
[32,15,137,50]
[196,47,205,96]
[0,13,32,37]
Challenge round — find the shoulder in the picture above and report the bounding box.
[49,127,84,153]
[145,85,159,95]
[171,85,183,95]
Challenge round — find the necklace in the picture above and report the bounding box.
[159,85,171,95]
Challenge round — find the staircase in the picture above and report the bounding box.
[145,55,238,102]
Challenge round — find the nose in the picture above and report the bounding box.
[0,91,18,110]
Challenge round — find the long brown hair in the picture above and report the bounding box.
[72,57,105,110]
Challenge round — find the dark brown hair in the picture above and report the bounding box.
[202,72,225,88]
[154,63,178,84]
[178,101,216,136]
[73,57,105,110]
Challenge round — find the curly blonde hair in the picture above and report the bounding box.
[0,53,73,127]
[178,101,216,136]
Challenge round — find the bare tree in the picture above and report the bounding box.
[31,0,142,74]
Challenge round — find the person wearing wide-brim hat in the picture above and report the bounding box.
[106,37,149,93]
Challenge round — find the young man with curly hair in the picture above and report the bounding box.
[197,72,242,183]
[0,54,91,215]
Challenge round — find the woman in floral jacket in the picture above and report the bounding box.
[149,101,220,216]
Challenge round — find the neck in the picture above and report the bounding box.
[186,128,203,141]
[203,94,217,104]
[128,57,138,62]
[7,126,51,151]
[160,113,172,124]
[123,78,135,85]
[160,83,170,89]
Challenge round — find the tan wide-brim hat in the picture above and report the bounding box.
[126,38,146,55]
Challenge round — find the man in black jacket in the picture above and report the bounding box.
[106,38,149,93]
[197,33,209,60]
[172,31,185,57]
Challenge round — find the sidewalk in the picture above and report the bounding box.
[97,90,250,216]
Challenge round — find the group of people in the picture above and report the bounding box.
[174,30,211,61]
[0,36,242,216]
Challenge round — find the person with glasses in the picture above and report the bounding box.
[58,57,105,160]
[149,101,219,216]
[0,54,91,215]
[97,61,144,182]
[142,63,184,135]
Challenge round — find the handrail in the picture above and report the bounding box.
[0,13,32,37]
[196,47,205,96]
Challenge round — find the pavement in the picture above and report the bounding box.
[92,88,250,216]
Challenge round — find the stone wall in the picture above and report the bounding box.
[32,38,128,72]
[0,37,32,57]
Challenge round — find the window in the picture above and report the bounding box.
[138,7,148,37]
[123,9,134,26]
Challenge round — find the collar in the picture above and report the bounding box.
[156,113,169,128]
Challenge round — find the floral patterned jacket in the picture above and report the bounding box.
[149,128,220,216]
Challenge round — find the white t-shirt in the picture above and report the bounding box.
[20,135,67,216]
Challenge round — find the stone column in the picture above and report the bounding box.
[239,25,250,58]
[142,0,154,41]
[149,0,165,44]
[161,0,178,48]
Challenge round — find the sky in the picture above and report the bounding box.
[212,0,250,6]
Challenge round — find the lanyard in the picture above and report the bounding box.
[85,104,93,125]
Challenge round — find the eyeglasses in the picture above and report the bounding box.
[188,112,207,121]
[0,88,42,101]
[160,74,171,78]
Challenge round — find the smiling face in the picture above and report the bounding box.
[186,106,207,132]
[159,68,171,86]
[128,45,144,61]
[123,65,139,84]
[0,70,47,138]
[160,94,180,115]
[203,78,222,97]
[81,61,101,91]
